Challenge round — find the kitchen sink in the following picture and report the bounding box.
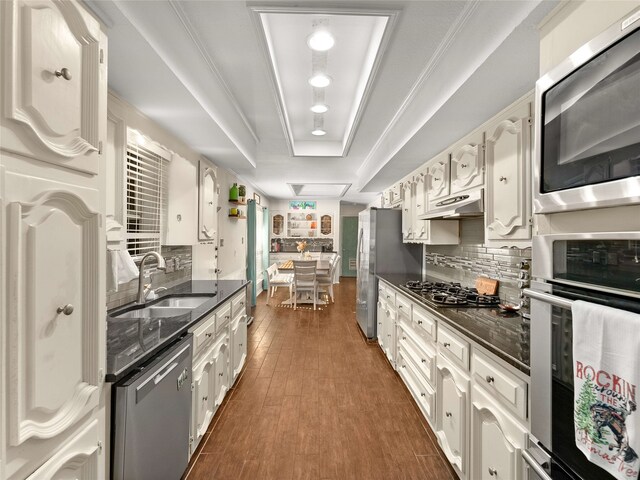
[152,296,212,309]
[112,307,193,319]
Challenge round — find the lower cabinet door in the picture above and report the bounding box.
[231,313,247,384]
[212,335,230,408]
[436,354,469,479]
[26,419,102,479]
[376,299,386,348]
[471,385,527,480]
[191,348,215,453]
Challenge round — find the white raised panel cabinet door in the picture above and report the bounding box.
[485,100,532,243]
[192,349,215,453]
[471,386,527,480]
[412,172,428,241]
[231,314,247,384]
[6,174,103,446]
[376,298,386,347]
[401,180,414,242]
[2,0,105,175]
[427,154,450,202]
[450,132,484,194]
[25,419,103,479]
[212,337,230,408]
[436,355,468,479]
[166,153,197,245]
[198,160,218,242]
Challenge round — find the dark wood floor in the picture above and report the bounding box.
[184,278,456,479]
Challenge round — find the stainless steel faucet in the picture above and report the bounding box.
[137,251,167,304]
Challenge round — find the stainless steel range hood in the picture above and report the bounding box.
[418,189,484,220]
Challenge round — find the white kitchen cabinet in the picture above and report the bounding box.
[230,312,247,384]
[198,160,218,242]
[397,348,436,427]
[401,179,414,242]
[166,153,198,245]
[25,419,104,480]
[212,334,230,408]
[376,296,387,346]
[485,98,532,245]
[270,210,286,237]
[471,385,527,480]
[191,345,215,454]
[1,0,107,175]
[427,153,450,202]
[319,213,334,237]
[450,132,485,194]
[382,189,392,207]
[436,354,469,480]
[4,172,104,448]
[390,183,403,206]
[413,171,428,217]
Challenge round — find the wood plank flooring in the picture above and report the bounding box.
[184,278,456,480]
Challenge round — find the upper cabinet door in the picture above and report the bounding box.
[166,154,198,245]
[451,132,484,194]
[427,154,450,202]
[401,180,414,242]
[2,0,106,175]
[5,173,103,447]
[198,160,218,242]
[485,101,532,243]
[271,211,285,237]
[319,214,333,237]
[413,171,428,217]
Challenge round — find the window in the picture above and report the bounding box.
[125,130,169,259]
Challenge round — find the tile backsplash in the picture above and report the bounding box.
[424,219,531,307]
[107,245,193,310]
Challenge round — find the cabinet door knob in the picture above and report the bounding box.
[499,176,507,182]
[421,358,426,363]
[55,67,72,80]
[460,163,467,168]
[205,333,212,338]
[402,336,407,340]
[445,411,452,417]
[485,375,495,383]
[239,343,243,347]
[420,393,426,397]
[219,372,223,377]
[203,396,208,401]
[434,178,441,182]
[57,304,74,315]
[488,468,497,476]
[443,342,451,348]
[417,320,423,325]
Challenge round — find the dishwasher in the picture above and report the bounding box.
[112,334,193,480]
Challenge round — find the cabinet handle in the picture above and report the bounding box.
[55,67,72,80]
[420,393,426,397]
[417,320,423,325]
[239,343,243,347]
[56,304,74,315]
[445,411,452,417]
[421,358,426,363]
[205,333,213,338]
[219,372,223,377]
[398,305,403,309]
[485,375,495,384]
[225,315,230,320]
[434,178,441,182]
[402,336,407,340]
[499,176,507,182]
[443,342,450,348]
[460,163,467,168]
[203,396,208,401]
[416,204,421,208]
[488,468,497,476]
[401,365,406,369]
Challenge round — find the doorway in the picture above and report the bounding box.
[341,216,358,277]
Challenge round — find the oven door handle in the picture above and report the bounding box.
[523,288,573,309]
[522,450,553,480]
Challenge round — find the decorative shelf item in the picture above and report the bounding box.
[229,182,239,202]
[238,184,246,203]
[229,199,247,205]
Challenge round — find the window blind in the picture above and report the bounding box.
[125,140,169,260]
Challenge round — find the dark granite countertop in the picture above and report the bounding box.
[376,273,530,375]
[269,250,338,254]
[106,280,248,383]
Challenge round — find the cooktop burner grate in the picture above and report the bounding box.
[401,280,500,308]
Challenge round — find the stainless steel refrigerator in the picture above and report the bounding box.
[356,208,422,339]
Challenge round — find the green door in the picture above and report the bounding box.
[341,216,358,277]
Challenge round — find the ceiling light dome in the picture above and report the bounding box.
[310,103,329,114]
[311,129,326,136]
[307,31,335,51]
[308,73,331,88]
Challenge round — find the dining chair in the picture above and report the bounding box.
[265,263,293,305]
[317,255,340,303]
[292,260,318,310]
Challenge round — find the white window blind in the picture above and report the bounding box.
[125,137,169,260]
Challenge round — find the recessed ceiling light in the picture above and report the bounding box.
[308,73,331,88]
[311,129,326,136]
[310,103,329,114]
[307,31,335,51]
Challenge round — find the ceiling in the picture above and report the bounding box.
[85,0,559,204]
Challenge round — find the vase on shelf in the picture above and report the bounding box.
[229,183,238,201]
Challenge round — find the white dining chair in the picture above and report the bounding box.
[292,260,318,310]
[317,255,340,303]
[265,263,293,305]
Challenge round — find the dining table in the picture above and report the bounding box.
[277,259,332,306]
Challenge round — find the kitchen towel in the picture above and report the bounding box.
[573,300,640,480]
[107,250,118,293]
[116,249,139,285]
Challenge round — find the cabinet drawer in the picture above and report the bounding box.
[191,312,216,356]
[438,325,470,371]
[472,350,528,419]
[398,323,436,387]
[383,288,395,306]
[216,302,232,332]
[396,294,411,315]
[397,349,436,425]
[412,305,437,342]
[231,290,246,317]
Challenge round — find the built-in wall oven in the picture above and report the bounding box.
[533,8,640,214]
[523,232,640,479]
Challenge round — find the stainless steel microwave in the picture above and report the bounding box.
[533,8,640,214]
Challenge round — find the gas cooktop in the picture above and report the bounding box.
[401,280,500,308]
